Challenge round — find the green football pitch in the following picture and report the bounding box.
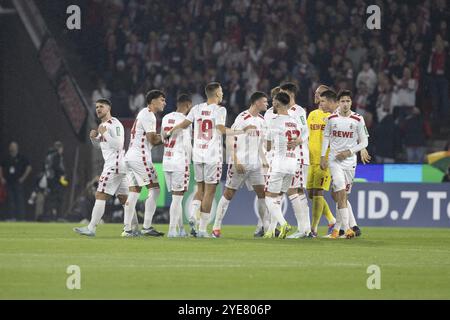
[1,223,449,299]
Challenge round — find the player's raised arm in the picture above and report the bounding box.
[166,119,192,138]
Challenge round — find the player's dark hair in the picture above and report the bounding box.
[337,89,353,100]
[320,89,337,102]
[280,82,298,96]
[146,90,165,105]
[205,82,221,98]
[95,98,112,108]
[250,91,268,105]
[274,92,290,106]
[177,93,192,104]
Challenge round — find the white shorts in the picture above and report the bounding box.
[264,172,294,194]
[194,162,222,184]
[225,164,265,190]
[330,164,355,193]
[164,167,190,192]
[97,169,129,196]
[290,164,308,189]
[126,159,159,187]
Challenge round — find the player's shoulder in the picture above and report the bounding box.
[237,110,252,120]
[328,113,339,120]
[349,112,363,122]
[110,117,123,126]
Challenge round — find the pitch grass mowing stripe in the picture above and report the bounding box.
[0,223,449,299]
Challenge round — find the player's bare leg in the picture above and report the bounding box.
[212,187,236,237]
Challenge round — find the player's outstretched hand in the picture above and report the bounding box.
[90,130,98,139]
[360,148,371,164]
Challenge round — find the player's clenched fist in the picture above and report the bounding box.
[320,156,328,170]
[90,129,98,139]
[98,125,107,135]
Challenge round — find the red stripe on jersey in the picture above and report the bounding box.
[243,114,252,120]
[258,114,264,119]
[350,115,361,122]
[107,120,112,124]
[328,114,338,120]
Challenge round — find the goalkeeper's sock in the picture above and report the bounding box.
[323,198,336,225]
[311,196,325,233]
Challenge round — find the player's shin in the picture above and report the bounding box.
[199,212,210,233]
[298,194,310,234]
[213,196,230,230]
[169,195,183,233]
[323,199,336,225]
[289,194,303,230]
[265,196,286,226]
[311,196,325,232]
[189,199,201,222]
[143,188,160,229]
[347,200,357,228]
[88,199,106,232]
[338,207,350,231]
[124,192,139,232]
[257,198,269,230]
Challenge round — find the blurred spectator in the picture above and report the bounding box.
[391,67,418,122]
[402,107,428,163]
[356,62,378,95]
[427,35,449,124]
[129,86,145,116]
[43,141,68,221]
[0,142,32,221]
[373,114,401,163]
[91,78,111,107]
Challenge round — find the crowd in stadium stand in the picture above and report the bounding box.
[82,0,449,163]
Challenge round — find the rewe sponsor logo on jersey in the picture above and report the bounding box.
[310,124,326,130]
[332,130,354,138]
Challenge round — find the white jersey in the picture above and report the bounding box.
[91,117,126,173]
[266,114,302,174]
[125,108,157,162]
[161,112,192,172]
[264,104,309,165]
[231,110,267,171]
[187,102,227,164]
[323,112,369,169]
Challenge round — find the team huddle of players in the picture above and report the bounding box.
[74,81,370,240]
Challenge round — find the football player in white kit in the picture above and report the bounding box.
[264,92,305,239]
[211,92,270,238]
[161,94,193,237]
[74,99,131,236]
[122,90,166,237]
[320,90,369,239]
[167,82,255,237]
[265,83,311,238]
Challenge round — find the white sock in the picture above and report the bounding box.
[347,200,357,228]
[190,199,201,221]
[213,196,230,230]
[123,192,139,232]
[88,199,106,232]
[199,212,210,233]
[298,194,310,234]
[143,188,160,229]
[257,198,268,230]
[265,196,286,226]
[289,194,302,230]
[338,207,350,231]
[131,209,139,230]
[169,195,183,233]
[178,205,184,231]
[334,203,342,231]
